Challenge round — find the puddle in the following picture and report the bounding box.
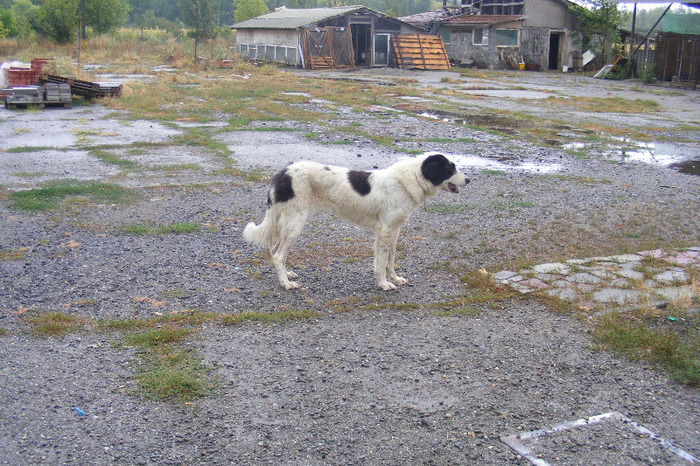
[568,138,700,176]
[670,159,700,176]
[217,132,560,175]
[448,154,561,174]
[172,121,229,128]
[417,110,529,130]
[614,140,699,166]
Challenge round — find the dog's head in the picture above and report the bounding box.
[421,153,470,193]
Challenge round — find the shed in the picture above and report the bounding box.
[401,0,583,71]
[654,32,699,88]
[231,6,427,69]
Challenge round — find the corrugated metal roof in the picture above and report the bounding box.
[399,9,458,25]
[232,6,366,30]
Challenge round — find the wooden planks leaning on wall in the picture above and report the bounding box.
[391,34,451,71]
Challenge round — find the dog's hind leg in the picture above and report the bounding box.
[386,228,407,287]
[270,211,308,289]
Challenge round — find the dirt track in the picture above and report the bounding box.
[1,69,699,464]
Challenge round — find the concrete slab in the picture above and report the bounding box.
[566,272,602,284]
[654,270,688,285]
[656,286,694,301]
[593,288,647,304]
[532,263,570,274]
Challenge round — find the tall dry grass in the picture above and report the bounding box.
[1,28,237,75]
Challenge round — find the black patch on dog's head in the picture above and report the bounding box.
[421,153,457,186]
[348,170,372,196]
[270,168,294,204]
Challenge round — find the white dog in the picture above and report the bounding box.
[243,152,469,290]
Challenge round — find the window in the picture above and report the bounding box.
[473,28,488,46]
[439,28,450,44]
[493,29,519,46]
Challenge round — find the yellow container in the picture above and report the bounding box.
[518,63,525,71]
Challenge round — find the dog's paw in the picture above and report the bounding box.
[282,281,300,290]
[390,275,408,286]
[378,281,397,291]
[287,271,299,280]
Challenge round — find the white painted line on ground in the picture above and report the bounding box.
[501,411,699,465]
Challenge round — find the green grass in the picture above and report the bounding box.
[8,180,138,211]
[119,222,202,235]
[220,309,319,326]
[593,311,699,385]
[125,327,212,401]
[28,312,87,337]
[20,308,319,403]
[6,146,57,153]
[171,128,232,158]
[0,248,28,261]
[126,327,192,348]
[89,149,139,169]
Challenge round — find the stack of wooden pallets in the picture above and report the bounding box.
[39,74,122,98]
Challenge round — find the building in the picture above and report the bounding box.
[654,32,699,88]
[231,6,427,69]
[400,0,583,70]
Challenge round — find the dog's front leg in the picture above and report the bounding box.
[374,228,396,291]
[386,228,407,287]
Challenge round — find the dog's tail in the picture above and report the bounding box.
[243,218,272,249]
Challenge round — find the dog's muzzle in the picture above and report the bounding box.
[448,178,470,193]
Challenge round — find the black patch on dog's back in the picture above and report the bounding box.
[348,170,372,196]
[421,154,456,186]
[269,168,294,204]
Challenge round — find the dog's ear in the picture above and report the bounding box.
[421,154,456,186]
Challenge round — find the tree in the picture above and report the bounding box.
[233,0,268,24]
[0,8,16,38]
[181,0,220,62]
[10,0,38,38]
[31,0,78,43]
[85,0,130,33]
[569,0,624,64]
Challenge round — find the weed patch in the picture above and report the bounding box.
[0,248,28,261]
[8,181,138,211]
[125,327,213,401]
[119,222,202,236]
[593,311,699,385]
[427,203,478,214]
[89,149,139,169]
[28,312,88,337]
[220,309,319,326]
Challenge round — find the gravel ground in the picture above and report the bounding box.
[1,69,699,464]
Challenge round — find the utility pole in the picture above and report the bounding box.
[81,0,86,40]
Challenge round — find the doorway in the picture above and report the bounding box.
[373,33,390,66]
[548,32,562,70]
[351,23,372,66]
